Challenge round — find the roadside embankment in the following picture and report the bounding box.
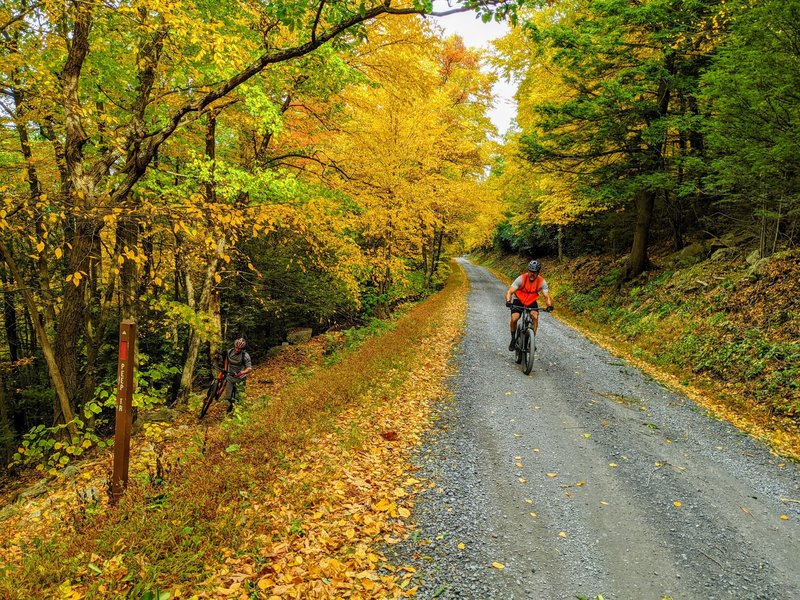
[0,263,468,598]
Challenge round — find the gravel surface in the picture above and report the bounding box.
[388,258,800,600]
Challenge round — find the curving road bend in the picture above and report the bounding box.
[392,258,800,600]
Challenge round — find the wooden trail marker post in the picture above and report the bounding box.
[111,320,136,505]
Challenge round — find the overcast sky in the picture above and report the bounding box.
[430,8,517,138]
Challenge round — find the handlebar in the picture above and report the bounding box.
[212,367,243,379]
[506,302,554,312]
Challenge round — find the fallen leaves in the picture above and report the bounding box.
[491,562,505,569]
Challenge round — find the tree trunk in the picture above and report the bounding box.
[557,226,564,262]
[175,112,222,404]
[174,238,226,405]
[209,285,222,365]
[54,216,97,418]
[1,268,20,363]
[625,190,655,279]
[117,215,139,320]
[0,240,77,436]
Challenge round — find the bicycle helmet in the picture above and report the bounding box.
[234,338,247,352]
[527,260,541,273]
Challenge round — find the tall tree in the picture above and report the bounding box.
[702,0,800,255]
[512,0,719,277]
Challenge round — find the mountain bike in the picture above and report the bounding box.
[509,305,550,375]
[199,369,239,419]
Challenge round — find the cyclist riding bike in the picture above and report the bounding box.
[505,260,554,351]
[223,337,252,412]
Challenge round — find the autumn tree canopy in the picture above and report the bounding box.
[0,0,518,468]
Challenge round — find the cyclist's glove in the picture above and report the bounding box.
[545,306,554,312]
[505,300,513,307]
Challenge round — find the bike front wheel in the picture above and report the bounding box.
[522,328,535,375]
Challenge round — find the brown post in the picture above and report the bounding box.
[111,320,136,504]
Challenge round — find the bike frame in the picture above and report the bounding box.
[199,367,241,419]
[510,305,547,375]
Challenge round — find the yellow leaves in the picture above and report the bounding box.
[36,241,45,253]
[673,501,683,508]
[457,542,465,550]
[546,473,557,478]
[54,247,63,259]
[780,515,790,521]
[397,507,411,518]
[518,477,527,484]
[609,463,618,468]
[65,271,86,286]
[374,497,394,512]
[559,531,567,539]
[491,562,505,569]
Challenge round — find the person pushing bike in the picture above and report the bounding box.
[223,337,251,411]
[506,260,554,351]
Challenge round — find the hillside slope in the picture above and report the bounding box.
[0,267,468,598]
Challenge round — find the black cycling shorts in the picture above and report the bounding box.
[510,298,538,314]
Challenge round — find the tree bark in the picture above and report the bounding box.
[54,216,97,416]
[626,190,655,279]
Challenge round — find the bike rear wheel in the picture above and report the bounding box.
[199,378,225,420]
[522,328,535,375]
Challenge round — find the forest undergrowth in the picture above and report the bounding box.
[0,265,468,599]
[475,248,800,460]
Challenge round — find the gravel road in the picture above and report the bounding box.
[389,258,800,600]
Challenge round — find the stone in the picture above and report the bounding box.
[286,327,313,345]
[17,480,48,501]
[267,345,286,357]
[62,465,80,479]
[710,247,738,262]
[677,241,707,260]
[137,407,178,424]
[708,231,753,254]
[745,249,761,265]
[748,257,770,277]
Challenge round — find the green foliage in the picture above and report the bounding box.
[10,419,106,475]
[701,0,800,245]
